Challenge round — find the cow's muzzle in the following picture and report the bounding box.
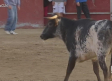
[40,34,55,40]
[40,34,47,40]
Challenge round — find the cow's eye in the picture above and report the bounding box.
[48,23,53,27]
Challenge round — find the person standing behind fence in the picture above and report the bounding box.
[4,0,20,35]
[52,0,67,17]
[75,0,90,19]
[44,0,52,17]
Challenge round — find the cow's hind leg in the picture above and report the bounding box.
[64,50,77,81]
[108,59,111,80]
[92,59,101,81]
[98,55,108,81]
[109,54,112,79]
[110,54,112,79]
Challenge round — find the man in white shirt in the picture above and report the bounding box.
[52,0,67,16]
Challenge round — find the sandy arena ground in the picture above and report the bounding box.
[0,29,111,81]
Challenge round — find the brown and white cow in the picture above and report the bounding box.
[40,14,112,81]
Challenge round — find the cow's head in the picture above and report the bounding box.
[40,14,61,40]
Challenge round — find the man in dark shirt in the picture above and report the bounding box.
[44,0,51,17]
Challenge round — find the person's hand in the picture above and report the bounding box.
[8,5,12,9]
[64,2,67,6]
[52,1,55,6]
[18,6,20,10]
[48,0,52,2]
[76,2,80,6]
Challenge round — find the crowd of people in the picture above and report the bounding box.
[43,0,90,19]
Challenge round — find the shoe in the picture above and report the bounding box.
[5,31,10,34]
[10,31,18,35]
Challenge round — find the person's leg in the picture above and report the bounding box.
[82,2,91,18]
[11,6,17,31]
[76,2,82,19]
[5,6,15,33]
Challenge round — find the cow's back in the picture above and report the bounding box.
[60,18,112,62]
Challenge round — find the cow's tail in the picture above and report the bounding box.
[107,23,112,77]
[107,21,112,44]
[107,25,112,52]
[110,28,112,78]
[108,28,112,42]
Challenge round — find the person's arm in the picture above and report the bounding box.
[75,0,80,6]
[52,0,55,6]
[76,0,79,3]
[17,0,20,6]
[4,0,12,9]
[64,0,67,5]
[4,0,9,6]
[17,0,20,10]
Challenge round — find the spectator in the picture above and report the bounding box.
[4,0,20,35]
[43,0,51,25]
[75,0,90,19]
[52,0,67,16]
[44,0,51,17]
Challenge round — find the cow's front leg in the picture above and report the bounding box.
[92,59,101,81]
[98,55,108,81]
[64,50,77,81]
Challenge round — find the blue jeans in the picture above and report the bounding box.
[5,5,17,31]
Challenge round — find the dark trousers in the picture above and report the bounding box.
[76,2,90,19]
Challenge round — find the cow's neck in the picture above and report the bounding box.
[55,24,62,39]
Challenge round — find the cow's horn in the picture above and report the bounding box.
[46,15,58,19]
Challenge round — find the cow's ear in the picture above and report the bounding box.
[55,19,61,26]
[56,13,63,18]
[58,19,61,22]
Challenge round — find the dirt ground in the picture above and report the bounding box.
[0,29,111,81]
